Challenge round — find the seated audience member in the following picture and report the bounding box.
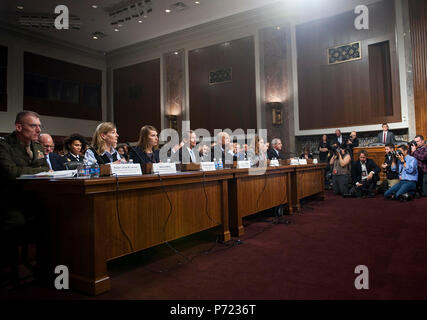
[410,135,427,197]
[129,125,160,164]
[172,130,199,163]
[384,145,418,200]
[300,146,313,160]
[117,146,129,162]
[351,150,380,198]
[329,146,352,196]
[233,143,246,161]
[382,144,400,189]
[377,123,395,145]
[345,131,359,158]
[318,135,330,163]
[85,122,123,165]
[247,135,267,166]
[0,111,49,280]
[331,129,346,149]
[267,138,285,160]
[211,132,236,164]
[63,134,87,164]
[39,133,66,171]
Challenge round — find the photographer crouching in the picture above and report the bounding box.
[384,145,418,201]
[351,150,380,198]
[410,135,427,197]
[329,146,351,196]
[382,144,400,190]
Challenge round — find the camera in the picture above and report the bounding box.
[408,140,417,149]
[396,149,404,157]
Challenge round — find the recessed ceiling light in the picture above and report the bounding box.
[118,23,123,27]
[276,26,281,30]
[174,51,179,55]
[114,28,119,32]
[143,15,148,18]
[138,20,142,23]
[92,5,98,9]
[165,9,171,13]
[93,36,98,40]
[17,6,24,10]
[195,1,200,4]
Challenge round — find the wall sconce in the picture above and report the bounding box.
[266,102,283,126]
[165,114,178,131]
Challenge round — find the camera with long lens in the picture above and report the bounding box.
[408,140,417,149]
[396,149,404,157]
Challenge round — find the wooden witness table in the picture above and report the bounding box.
[22,171,232,296]
[21,164,326,295]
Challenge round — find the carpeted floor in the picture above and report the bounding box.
[2,191,427,300]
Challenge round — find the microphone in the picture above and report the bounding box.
[126,142,144,164]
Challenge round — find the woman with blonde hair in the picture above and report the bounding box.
[85,122,123,165]
[129,125,160,164]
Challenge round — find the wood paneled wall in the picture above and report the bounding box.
[189,36,257,134]
[0,45,7,112]
[296,0,401,130]
[113,59,161,143]
[409,0,427,138]
[23,52,102,120]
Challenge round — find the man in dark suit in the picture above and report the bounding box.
[172,130,200,163]
[39,133,66,171]
[345,131,359,159]
[331,129,346,149]
[351,150,380,197]
[377,123,396,145]
[211,132,236,164]
[267,138,285,160]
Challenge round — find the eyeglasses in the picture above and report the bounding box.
[21,123,44,129]
[43,145,55,149]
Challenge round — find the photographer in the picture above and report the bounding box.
[329,146,351,196]
[382,143,400,189]
[345,131,359,159]
[410,135,427,197]
[351,150,380,198]
[384,145,418,200]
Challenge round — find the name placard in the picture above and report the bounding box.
[110,164,142,176]
[290,159,300,165]
[237,160,251,169]
[298,159,308,165]
[269,159,279,167]
[313,159,318,164]
[153,162,177,174]
[200,162,216,171]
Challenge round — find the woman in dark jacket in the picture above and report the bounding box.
[63,134,87,168]
[129,125,160,164]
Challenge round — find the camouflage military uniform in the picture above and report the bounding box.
[0,131,49,234]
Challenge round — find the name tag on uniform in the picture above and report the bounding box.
[153,162,176,174]
[110,164,142,176]
[200,162,216,171]
[237,160,251,169]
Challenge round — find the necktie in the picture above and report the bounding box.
[189,149,195,162]
[384,132,386,144]
[45,154,52,170]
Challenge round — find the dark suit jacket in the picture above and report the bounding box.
[172,146,200,163]
[267,148,285,160]
[129,147,160,164]
[47,152,66,171]
[377,131,396,145]
[211,144,237,164]
[351,158,380,185]
[331,135,347,148]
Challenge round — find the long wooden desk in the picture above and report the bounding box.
[21,164,326,295]
[22,171,232,295]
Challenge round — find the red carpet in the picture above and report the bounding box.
[2,191,427,300]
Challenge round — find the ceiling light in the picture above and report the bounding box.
[17,6,24,10]
[93,36,98,40]
[174,51,179,55]
[195,1,200,4]
[138,20,142,23]
[276,26,281,30]
[114,28,119,32]
[118,23,123,27]
[92,5,98,9]
[143,15,148,18]
[165,9,171,13]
